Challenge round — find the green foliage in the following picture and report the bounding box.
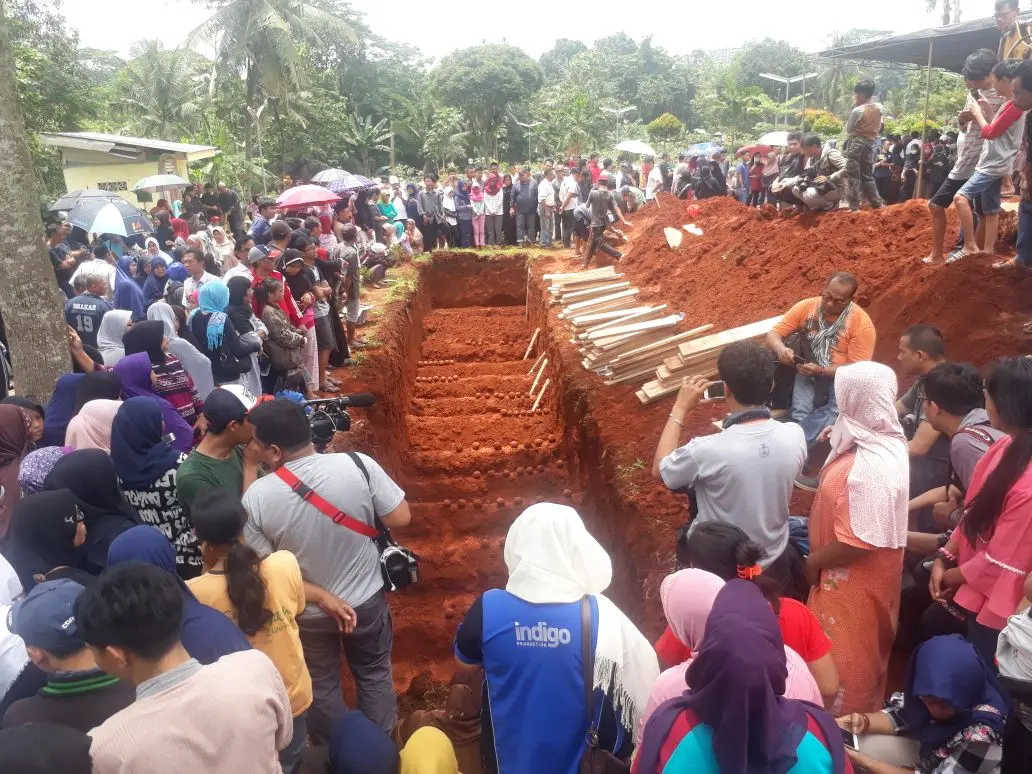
[646,113,684,142]
[539,39,588,79]
[884,115,943,136]
[800,109,845,137]
[732,39,809,99]
[340,114,391,175]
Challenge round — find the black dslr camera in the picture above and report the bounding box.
[303,393,376,452]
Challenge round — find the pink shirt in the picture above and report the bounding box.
[956,435,1032,629]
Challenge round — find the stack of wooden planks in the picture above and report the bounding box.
[635,316,782,404]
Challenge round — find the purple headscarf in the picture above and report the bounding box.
[18,446,71,494]
[111,353,193,452]
[636,580,847,774]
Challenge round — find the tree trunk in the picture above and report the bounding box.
[245,58,258,159]
[0,7,72,401]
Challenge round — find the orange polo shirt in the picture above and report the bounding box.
[772,297,876,366]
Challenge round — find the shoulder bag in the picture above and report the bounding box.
[579,596,630,774]
[274,451,419,591]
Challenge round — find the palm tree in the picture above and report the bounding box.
[342,114,391,174]
[116,41,202,140]
[188,0,356,154]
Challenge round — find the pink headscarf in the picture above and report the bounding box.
[637,570,822,743]
[484,173,502,196]
[65,399,122,453]
[824,361,909,549]
[470,184,484,203]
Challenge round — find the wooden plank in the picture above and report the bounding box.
[584,314,684,342]
[568,306,654,327]
[549,275,626,294]
[606,343,688,371]
[677,316,781,358]
[544,267,616,283]
[559,296,637,319]
[603,364,668,385]
[598,348,684,376]
[657,356,717,382]
[663,353,684,371]
[565,289,639,314]
[607,325,714,366]
[559,282,631,303]
[640,367,720,403]
[577,306,668,339]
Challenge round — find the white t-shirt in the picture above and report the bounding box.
[558,176,580,211]
[646,166,664,199]
[183,272,218,310]
[659,419,807,565]
[538,180,556,207]
[0,603,28,703]
[70,259,117,300]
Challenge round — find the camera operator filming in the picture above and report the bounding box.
[242,398,413,743]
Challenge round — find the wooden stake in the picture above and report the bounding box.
[523,328,541,360]
[529,358,548,394]
[532,379,550,411]
[528,352,546,375]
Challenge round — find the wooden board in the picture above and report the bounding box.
[640,367,720,403]
[584,314,683,342]
[664,227,683,249]
[559,282,631,303]
[549,275,626,294]
[559,296,638,319]
[607,325,713,366]
[591,328,677,355]
[544,267,616,283]
[564,288,639,314]
[568,306,655,328]
[577,306,668,338]
[676,316,781,358]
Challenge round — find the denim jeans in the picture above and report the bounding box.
[516,212,536,244]
[279,713,307,774]
[791,372,839,446]
[539,205,554,247]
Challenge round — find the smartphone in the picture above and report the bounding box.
[160,433,176,447]
[840,727,858,750]
[793,354,805,365]
[702,381,726,401]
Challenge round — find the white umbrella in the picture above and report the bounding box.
[311,168,349,184]
[132,173,190,192]
[615,140,658,157]
[757,131,790,147]
[85,202,137,236]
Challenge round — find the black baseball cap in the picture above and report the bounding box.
[202,386,259,432]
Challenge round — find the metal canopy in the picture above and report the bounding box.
[817,13,1031,73]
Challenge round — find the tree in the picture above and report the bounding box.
[341,114,391,174]
[696,73,765,147]
[0,3,72,400]
[421,107,469,172]
[431,44,543,160]
[646,113,684,142]
[539,39,587,78]
[732,39,809,98]
[109,41,203,140]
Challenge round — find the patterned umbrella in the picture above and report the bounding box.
[311,168,349,183]
[276,184,342,209]
[324,173,378,194]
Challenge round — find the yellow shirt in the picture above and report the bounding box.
[188,550,313,716]
[1001,25,1032,61]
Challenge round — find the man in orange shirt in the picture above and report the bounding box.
[766,272,876,462]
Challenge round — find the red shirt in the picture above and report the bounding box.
[252,269,303,327]
[589,162,601,183]
[170,217,189,240]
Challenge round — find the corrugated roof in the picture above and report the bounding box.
[40,131,219,156]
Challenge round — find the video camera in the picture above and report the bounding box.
[303,392,377,452]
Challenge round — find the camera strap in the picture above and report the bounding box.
[274,464,380,540]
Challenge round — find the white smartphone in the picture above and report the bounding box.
[840,727,859,750]
[702,381,726,402]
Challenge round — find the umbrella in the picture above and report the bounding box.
[757,131,791,147]
[615,140,658,157]
[325,173,378,194]
[65,198,153,237]
[132,173,189,192]
[685,142,724,157]
[276,184,342,209]
[49,189,123,212]
[311,168,349,183]
[738,144,773,158]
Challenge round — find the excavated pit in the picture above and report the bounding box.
[347,253,644,691]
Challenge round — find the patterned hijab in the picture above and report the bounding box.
[0,406,32,538]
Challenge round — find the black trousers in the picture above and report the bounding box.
[421,220,438,253]
[561,210,575,248]
[583,226,621,266]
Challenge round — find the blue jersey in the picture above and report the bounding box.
[455,590,630,774]
[64,294,112,349]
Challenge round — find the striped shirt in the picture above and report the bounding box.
[153,354,202,426]
[951,89,1005,180]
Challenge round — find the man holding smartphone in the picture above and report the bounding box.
[652,341,807,588]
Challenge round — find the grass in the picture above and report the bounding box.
[617,458,647,495]
[411,254,433,265]
[382,273,419,304]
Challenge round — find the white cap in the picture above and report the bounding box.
[221,384,259,411]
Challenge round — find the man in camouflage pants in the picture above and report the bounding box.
[844,79,884,211]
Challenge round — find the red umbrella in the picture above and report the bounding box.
[276,184,342,209]
[738,144,773,158]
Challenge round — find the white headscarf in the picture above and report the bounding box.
[96,309,132,366]
[823,361,909,548]
[998,611,1032,681]
[504,503,659,732]
[147,302,215,400]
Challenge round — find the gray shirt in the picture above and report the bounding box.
[243,452,406,613]
[951,409,1005,491]
[512,179,538,215]
[416,189,444,223]
[659,419,807,565]
[587,189,617,228]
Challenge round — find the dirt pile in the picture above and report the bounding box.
[620,197,1031,365]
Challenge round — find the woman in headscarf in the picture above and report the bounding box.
[96,309,132,366]
[121,319,204,427]
[73,371,121,412]
[806,361,909,715]
[153,213,176,252]
[840,634,1008,774]
[454,502,658,772]
[399,727,459,774]
[113,255,147,321]
[40,374,84,447]
[107,525,250,664]
[255,278,309,395]
[454,180,473,248]
[329,710,400,774]
[64,399,121,452]
[279,250,319,394]
[5,490,92,589]
[483,171,504,246]
[145,235,173,264]
[0,406,32,538]
[0,397,43,447]
[112,353,194,452]
[147,301,214,400]
[639,569,822,743]
[41,450,137,570]
[225,276,266,395]
[404,182,421,224]
[502,173,517,246]
[636,581,848,774]
[142,258,169,309]
[17,446,69,496]
[376,188,397,226]
[110,397,199,578]
[133,254,152,287]
[188,281,259,387]
[210,225,235,271]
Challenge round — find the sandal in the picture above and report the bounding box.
[920,255,942,265]
[945,247,972,264]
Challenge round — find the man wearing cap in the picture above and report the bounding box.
[2,579,134,732]
[176,386,261,514]
[249,244,304,328]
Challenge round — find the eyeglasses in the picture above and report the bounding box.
[821,290,852,306]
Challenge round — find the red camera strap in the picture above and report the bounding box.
[274,466,379,539]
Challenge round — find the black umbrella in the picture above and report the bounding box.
[49,189,125,212]
[64,197,153,237]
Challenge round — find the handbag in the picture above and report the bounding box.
[579,597,630,774]
[274,452,419,592]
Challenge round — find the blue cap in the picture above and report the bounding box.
[8,579,86,654]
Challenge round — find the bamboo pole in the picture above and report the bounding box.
[532,379,550,412]
[529,358,548,395]
[523,328,541,360]
[528,352,546,375]
[915,39,934,196]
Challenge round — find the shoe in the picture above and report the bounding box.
[793,474,820,493]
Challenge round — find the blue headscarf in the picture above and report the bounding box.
[455,180,471,207]
[166,262,188,282]
[903,634,1009,759]
[329,711,399,774]
[109,397,183,490]
[195,281,230,350]
[107,526,251,664]
[113,256,147,321]
[41,374,85,447]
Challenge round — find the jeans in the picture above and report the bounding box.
[279,713,307,774]
[539,205,554,247]
[791,372,839,445]
[484,214,503,246]
[516,212,536,244]
[297,590,396,743]
[845,138,882,210]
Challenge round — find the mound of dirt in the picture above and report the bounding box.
[620,197,1030,365]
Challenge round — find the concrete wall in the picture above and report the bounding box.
[59,149,190,209]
